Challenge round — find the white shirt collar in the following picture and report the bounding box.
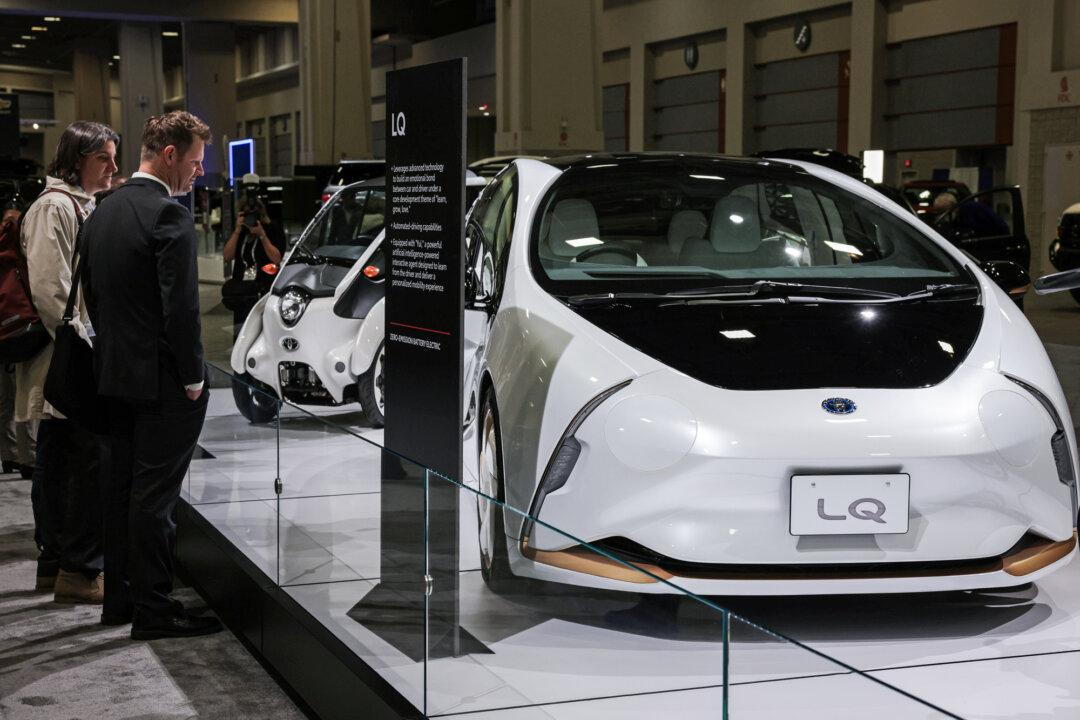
[131,171,173,196]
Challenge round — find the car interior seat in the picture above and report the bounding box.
[665,209,708,264]
[679,195,768,269]
[543,198,637,266]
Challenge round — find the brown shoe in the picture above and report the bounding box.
[53,570,104,604]
[35,573,57,591]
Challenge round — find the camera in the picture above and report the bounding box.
[243,212,258,228]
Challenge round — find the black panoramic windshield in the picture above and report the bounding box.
[532,158,966,296]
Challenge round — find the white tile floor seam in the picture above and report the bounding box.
[188,388,1080,718]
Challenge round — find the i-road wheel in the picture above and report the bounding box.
[477,392,514,591]
[358,343,385,428]
[232,373,279,424]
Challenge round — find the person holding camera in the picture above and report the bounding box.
[221,197,285,333]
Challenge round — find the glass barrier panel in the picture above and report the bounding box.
[727,615,960,719]
[273,396,428,712]
[424,470,731,718]
[185,363,282,581]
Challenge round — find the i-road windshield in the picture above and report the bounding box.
[531,157,969,298]
[292,186,385,267]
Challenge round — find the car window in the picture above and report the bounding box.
[294,186,385,265]
[533,159,965,295]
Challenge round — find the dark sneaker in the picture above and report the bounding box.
[101,606,134,626]
[131,610,223,640]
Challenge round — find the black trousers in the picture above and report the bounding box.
[103,370,208,618]
[31,418,104,577]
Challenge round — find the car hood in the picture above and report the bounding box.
[572,297,984,391]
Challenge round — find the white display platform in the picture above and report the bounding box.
[184,390,1080,719]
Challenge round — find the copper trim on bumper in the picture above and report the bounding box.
[1002,530,1077,577]
[521,530,1077,585]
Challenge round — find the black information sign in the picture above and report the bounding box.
[351,58,484,662]
[0,94,20,159]
[383,59,466,481]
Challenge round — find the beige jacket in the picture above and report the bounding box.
[15,177,94,422]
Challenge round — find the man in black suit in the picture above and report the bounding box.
[82,111,220,640]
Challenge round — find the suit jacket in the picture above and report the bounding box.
[81,176,204,401]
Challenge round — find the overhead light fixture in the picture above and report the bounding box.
[113,54,120,60]
[20,35,32,40]
[477,103,489,112]
[483,111,490,117]
[32,122,39,130]
[690,174,725,181]
[11,43,25,49]
[43,16,61,22]
[720,329,755,340]
[162,31,179,37]
[30,26,47,32]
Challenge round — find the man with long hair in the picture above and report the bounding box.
[18,121,117,602]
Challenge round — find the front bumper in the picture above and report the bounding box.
[513,368,1077,595]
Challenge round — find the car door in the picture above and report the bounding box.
[463,168,518,430]
[934,186,1030,270]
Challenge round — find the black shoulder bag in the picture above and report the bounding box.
[43,215,102,433]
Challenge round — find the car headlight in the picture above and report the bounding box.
[279,289,308,327]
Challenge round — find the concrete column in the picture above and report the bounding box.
[627,42,654,151]
[72,39,111,125]
[182,22,237,187]
[724,20,754,155]
[848,0,887,156]
[299,0,372,164]
[118,23,165,175]
[495,0,603,155]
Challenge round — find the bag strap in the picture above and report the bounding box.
[34,189,88,325]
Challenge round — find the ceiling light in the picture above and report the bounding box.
[43,16,61,22]
[30,26,47,32]
[690,174,725,181]
[483,111,490,117]
[162,31,179,37]
[720,329,755,340]
[20,35,32,40]
[860,309,876,321]
[938,340,955,355]
[112,55,120,60]
[32,122,39,130]
[477,103,488,112]
[11,43,25,49]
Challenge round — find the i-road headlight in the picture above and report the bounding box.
[279,289,308,327]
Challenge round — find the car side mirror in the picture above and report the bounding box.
[471,252,495,306]
[980,260,1030,301]
[1035,268,1080,295]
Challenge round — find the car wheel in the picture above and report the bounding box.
[358,342,385,428]
[477,391,515,590]
[231,373,280,424]
[1070,289,1080,306]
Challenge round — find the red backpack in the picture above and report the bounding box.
[0,189,82,363]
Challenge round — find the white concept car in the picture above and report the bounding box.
[231,175,487,426]
[463,154,1079,596]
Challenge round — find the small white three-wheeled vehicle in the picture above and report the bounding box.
[230,174,487,426]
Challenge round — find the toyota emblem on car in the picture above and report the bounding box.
[821,397,857,414]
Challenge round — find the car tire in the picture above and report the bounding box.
[232,373,280,424]
[358,342,385,428]
[477,391,515,591]
[1070,289,1080,306]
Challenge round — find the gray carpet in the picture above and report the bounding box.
[0,477,306,720]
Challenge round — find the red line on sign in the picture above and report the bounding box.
[389,321,451,336]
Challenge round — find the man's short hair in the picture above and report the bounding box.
[140,111,212,161]
[47,121,119,188]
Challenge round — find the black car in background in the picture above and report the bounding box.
[1049,203,1080,303]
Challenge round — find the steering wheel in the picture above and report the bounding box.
[574,244,639,265]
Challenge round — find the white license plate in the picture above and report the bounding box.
[790,474,910,536]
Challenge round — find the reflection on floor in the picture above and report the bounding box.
[185,387,1080,719]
